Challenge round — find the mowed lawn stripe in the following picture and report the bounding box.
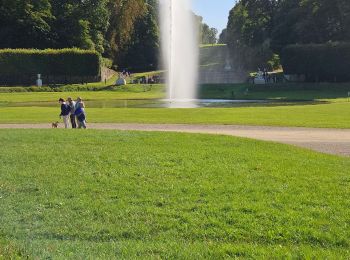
[0,102,350,128]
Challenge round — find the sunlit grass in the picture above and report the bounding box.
[0,102,350,128]
[0,129,349,258]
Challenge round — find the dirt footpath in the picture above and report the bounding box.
[1,123,350,157]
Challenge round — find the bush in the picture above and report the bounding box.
[0,48,101,85]
[0,87,27,93]
[281,43,350,82]
[101,58,113,69]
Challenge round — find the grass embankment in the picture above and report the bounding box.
[0,102,349,128]
[0,130,349,258]
[200,45,227,69]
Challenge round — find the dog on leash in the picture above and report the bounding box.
[52,121,59,128]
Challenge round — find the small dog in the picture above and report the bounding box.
[52,121,59,128]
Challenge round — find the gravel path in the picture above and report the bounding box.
[1,123,350,157]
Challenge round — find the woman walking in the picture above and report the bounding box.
[75,97,87,129]
[67,97,77,128]
[58,98,70,129]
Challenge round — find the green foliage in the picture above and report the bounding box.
[0,0,53,49]
[195,15,218,45]
[226,0,350,74]
[281,43,350,82]
[0,130,350,257]
[0,0,160,71]
[267,54,281,70]
[0,0,110,53]
[105,0,148,64]
[218,29,227,44]
[272,0,350,52]
[226,0,275,70]
[0,49,101,84]
[101,58,113,69]
[118,0,160,71]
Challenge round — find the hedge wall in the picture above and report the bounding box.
[281,43,350,82]
[0,49,101,85]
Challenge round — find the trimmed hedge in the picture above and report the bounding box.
[0,49,101,85]
[281,43,350,82]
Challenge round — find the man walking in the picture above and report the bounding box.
[67,97,77,128]
[58,98,71,129]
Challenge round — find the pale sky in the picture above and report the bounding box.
[192,0,236,33]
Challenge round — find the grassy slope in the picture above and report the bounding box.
[200,45,227,69]
[0,130,349,258]
[0,102,349,128]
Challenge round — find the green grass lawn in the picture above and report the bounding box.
[0,102,350,128]
[1,82,350,128]
[1,82,350,103]
[200,83,350,102]
[0,85,164,103]
[0,129,349,258]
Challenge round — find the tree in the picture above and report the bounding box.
[226,0,276,70]
[271,0,350,51]
[0,0,53,49]
[225,0,350,71]
[218,29,227,44]
[195,15,218,44]
[50,0,109,52]
[105,0,146,63]
[118,0,160,71]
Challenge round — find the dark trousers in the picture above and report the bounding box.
[70,114,77,128]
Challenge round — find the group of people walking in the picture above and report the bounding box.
[59,97,87,129]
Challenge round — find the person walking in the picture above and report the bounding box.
[75,97,87,129]
[67,97,77,128]
[58,98,70,129]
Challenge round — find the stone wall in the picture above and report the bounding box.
[199,70,246,84]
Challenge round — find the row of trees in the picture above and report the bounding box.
[0,0,219,71]
[196,16,218,45]
[0,0,160,71]
[224,0,350,71]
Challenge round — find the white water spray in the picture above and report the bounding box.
[160,0,199,102]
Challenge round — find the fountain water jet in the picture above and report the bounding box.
[160,0,199,106]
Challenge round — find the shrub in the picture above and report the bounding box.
[0,48,101,85]
[101,58,113,69]
[281,43,350,82]
[0,87,27,93]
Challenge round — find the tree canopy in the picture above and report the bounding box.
[0,0,160,71]
[226,0,350,71]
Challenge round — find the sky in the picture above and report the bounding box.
[192,0,236,33]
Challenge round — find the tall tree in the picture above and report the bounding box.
[218,29,227,44]
[0,0,53,49]
[226,0,276,70]
[105,0,146,62]
[50,0,109,52]
[272,0,350,51]
[195,15,218,44]
[118,0,160,70]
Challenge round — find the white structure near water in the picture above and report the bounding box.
[160,0,199,101]
[36,74,42,87]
